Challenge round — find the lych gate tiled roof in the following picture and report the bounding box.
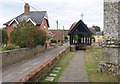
[3,11,49,27]
[68,22,77,34]
[68,20,93,35]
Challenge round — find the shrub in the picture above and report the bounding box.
[10,21,46,48]
[0,29,8,44]
[64,36,68,41]
[2,44,20,51]
[92,37,95,42]
[35,30,46,46]
[58,40,61,43]
[61,40,64,43]
[51,39,57,43]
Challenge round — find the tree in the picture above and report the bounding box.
[92,36,95,42]
[10,21,46,48]
[51,39,57,43]
[93,25,101,32]
[35,29,46,46]
[0,29,8,44]
[64,35,68,41]
[101,31,104,36]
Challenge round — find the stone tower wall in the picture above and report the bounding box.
[104,0,120,41]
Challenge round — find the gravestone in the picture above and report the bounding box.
[102,0,120,76]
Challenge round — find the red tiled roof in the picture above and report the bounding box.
[50,30,64,41]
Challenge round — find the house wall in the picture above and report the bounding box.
[6,25,14,43]
[51,30,64,41]
[0,45,45,68]
[39,18,50,48]
[39,18,48,34]
[93,35,104,43]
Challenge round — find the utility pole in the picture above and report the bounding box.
[56,20,58,43]
[63,26,64,41]
[56,20,58,30]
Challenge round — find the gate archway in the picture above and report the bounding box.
[68,20,93,50]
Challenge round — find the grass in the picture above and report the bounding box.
[0,44,20,51]
[85,47,118,82]
[39,52,75,82]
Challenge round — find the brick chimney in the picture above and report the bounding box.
[24,3,30,15]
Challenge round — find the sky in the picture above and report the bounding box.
[0,0,103,30]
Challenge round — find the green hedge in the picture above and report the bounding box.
[51,39,57,43]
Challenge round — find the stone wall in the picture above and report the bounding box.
[104,0,120,41]
[101,0,120,76]
[102,47,119,64]
[0,45,45,68]
[19,47,70,82]
[104,0,120,63]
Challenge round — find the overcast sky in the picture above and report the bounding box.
[0,0,103,30]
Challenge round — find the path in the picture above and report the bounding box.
[2,43,69,82]
[59,51,89,82]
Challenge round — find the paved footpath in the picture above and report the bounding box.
[59,51,89,82]
[2,43,69,82]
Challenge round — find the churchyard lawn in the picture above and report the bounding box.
[85,47,118,82]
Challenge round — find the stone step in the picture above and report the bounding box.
[49,73,57,77]
[55,67,61,70]
[45,77,55,81]
[53,69,59,73]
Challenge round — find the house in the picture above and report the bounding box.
[3,3,49,44]
[68,20,93,50]
[89,27,96,35]
[89,27,104,45]
[93,32,104,44]
[89,26,103,44]
[49,29,68,42]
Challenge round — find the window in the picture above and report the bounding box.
[13,23,17,28]
[44,25,46,30]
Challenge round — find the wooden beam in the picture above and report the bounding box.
[83,35,84,44]
[85,36,87,44]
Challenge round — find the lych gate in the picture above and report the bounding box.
[68,20,93,50]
